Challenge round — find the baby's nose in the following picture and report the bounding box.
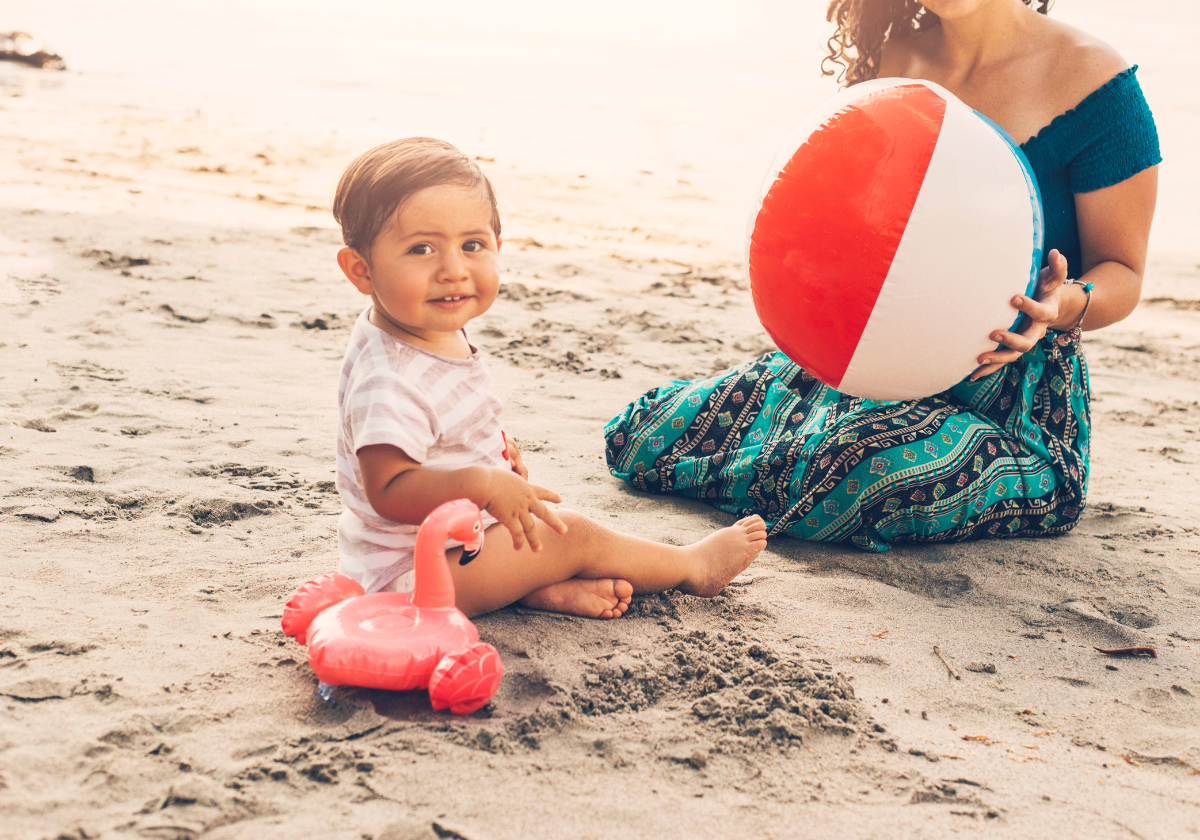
[439,251,470,278]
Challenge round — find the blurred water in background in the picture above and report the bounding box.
[1,1,826,183]
[1,0,1195,250]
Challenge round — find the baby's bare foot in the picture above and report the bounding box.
[519,578,633,619]
[678,515,767,598]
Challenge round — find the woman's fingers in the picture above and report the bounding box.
[980,322,1050,365]
[980,347,1024,365]
[973,350,1022,378]
[975,320,1051,376]
[1011,293,1056,324]
[970,362,1005,381]
[1044,248,1068,285]
[989,329,1036,354]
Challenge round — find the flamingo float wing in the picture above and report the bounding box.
[429,643,505,714]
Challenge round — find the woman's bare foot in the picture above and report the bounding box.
[678,515,767,597]
[519,577,633,619]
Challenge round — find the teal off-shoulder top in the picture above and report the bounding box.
[1019,65,1161,276]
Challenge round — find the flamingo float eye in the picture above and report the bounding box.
[473,522,481,532]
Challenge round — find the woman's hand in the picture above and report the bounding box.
[970,249,1070,381]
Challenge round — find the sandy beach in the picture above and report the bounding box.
[2,1,1199,837]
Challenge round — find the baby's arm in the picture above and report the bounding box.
[357,443,566,551]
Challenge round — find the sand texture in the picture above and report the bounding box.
[3,28,1200,839]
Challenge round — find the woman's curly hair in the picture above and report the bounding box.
[822,0,1052,86]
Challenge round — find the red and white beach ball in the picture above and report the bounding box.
[747,79,1044,401]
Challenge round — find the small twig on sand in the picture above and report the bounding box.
[934,645,961,680]
[1093,646,1157,658]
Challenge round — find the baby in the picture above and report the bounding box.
[332,137,766,618]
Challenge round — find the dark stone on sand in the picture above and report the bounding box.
[66,465,94,483]
[83,249,151,269]
[16,504,60,522]
[965,662,997,674]
[378,821,440,840]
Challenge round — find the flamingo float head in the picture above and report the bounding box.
[412,497,483,609]
[444,497,485,560]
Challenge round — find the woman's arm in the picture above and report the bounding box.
[1070,164,1158,331]
[972,165,1158,378]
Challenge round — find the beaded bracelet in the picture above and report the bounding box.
[1057,279,1094,345]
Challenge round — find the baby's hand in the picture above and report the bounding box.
[506,435,529,480]
[481,468,566,552]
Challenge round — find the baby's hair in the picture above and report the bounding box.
[332,137,500,257]
[822,0,1052,86]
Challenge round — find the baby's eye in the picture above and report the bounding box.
[408,243,433,255]
[462,240,485,253]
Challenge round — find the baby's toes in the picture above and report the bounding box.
[614,579,633,604]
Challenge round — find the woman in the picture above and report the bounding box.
[604,0,1160,551]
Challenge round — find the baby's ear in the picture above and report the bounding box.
[337,247,373,295]
[495,236,502,253]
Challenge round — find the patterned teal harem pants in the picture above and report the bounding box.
[604,337,1089,551]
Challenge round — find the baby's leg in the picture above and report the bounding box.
[447,511,766,618]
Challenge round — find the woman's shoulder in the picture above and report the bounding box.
[879,15,1128,92]
[1037,18,1130,117]
[1031,19,1160,188]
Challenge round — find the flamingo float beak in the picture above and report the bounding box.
[459,531,484,565]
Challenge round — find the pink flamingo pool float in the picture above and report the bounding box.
[281,498,503,714]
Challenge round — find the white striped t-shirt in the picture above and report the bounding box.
[336,307,507,593]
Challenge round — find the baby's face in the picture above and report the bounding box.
[361,183,500,347]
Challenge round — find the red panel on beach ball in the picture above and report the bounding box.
[749,85,945,389]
